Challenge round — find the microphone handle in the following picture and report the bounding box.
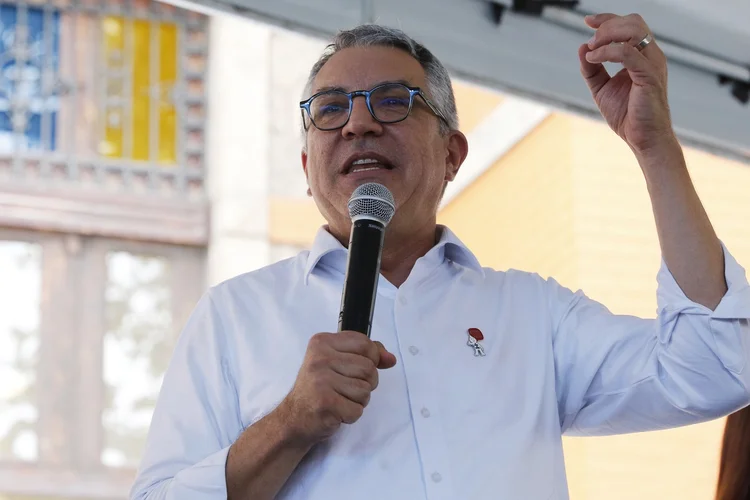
[338,218,385,337]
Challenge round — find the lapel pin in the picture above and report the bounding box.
[467,328,486,357]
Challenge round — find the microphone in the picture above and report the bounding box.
[338,182,396,337]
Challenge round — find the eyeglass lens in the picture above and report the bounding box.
[309,83,412,130]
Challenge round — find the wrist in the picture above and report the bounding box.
[633,134,687,183]
[632,133,682,165]
[273,398,318,452]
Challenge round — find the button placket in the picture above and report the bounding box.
[393,290,455,499]
[400,344,454,497]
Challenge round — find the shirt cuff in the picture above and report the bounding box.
[165,446,230,499]
[656,241,750,320]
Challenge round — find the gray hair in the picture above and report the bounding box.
[301,24,459,137]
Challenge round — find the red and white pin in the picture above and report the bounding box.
[467,328,486,357]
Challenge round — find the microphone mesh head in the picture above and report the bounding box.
[348,183,395,226]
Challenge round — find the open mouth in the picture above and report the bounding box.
[345,158,394,174]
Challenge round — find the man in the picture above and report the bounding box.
[131,13,750,500]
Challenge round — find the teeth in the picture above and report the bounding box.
[351,166,383,173]
[348,157,390,174]
[352,158,380,165]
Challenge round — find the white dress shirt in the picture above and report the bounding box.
[131,226,750,500]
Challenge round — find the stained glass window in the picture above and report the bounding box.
[101,17,178,164]
[0,5,60,152]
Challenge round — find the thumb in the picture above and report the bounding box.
[374,341,397,369]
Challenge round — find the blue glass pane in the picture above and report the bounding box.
[0,5,60,151]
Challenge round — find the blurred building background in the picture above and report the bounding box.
[0,1,748,499]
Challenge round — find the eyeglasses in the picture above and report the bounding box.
[299,82,450,131]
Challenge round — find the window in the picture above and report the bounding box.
[0,231,205,498]
[0,239,41,462]
[0,1,209,497]
[0,4,60,152]
[0,0,208,199]
[102,251,174,467]
[101,17,178,163]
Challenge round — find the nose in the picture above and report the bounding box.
[341,95,383,139]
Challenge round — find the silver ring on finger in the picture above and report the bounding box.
[635,33,654,51]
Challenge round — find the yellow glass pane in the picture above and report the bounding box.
[102,17,124,158]
[132,20,151,161]
[100,17,180,164]
[159,23,177,164]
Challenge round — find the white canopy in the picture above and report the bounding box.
[180,0,750,161]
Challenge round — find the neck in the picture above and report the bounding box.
[329,218,440,288]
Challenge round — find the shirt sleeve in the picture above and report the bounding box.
[553,242,750,436]
[130,290,244,499]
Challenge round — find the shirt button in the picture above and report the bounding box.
[409,346,419,355]
[421,407,431,418]
[431,472,442,483]
[399,296,408,306]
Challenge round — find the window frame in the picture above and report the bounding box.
[0,228,205,497]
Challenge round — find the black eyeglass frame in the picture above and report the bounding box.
[299,82,451,131]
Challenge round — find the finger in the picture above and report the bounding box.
[330,372,373,407]
[326,330,381,366]
[585,43,655,84]
[330,352,379,389]
[584,13,618,29]
[578,43,611,97]
[588,16,649,50]
[338,396,365,425]
[374,341,397,369]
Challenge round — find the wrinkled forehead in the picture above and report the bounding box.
[312,46,428,94]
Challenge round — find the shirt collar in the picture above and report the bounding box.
[303,224,484,285]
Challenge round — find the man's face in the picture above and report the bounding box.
[301,46,468,234]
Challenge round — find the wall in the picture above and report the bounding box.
[440,110,750,500]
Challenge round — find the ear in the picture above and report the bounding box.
[444,130,469,182]
[301,150,312,195]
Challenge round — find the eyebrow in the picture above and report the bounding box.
[313,79,414,93]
